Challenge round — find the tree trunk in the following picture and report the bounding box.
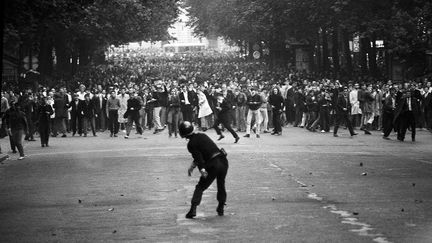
[342,29,353,78]
[368,35,378,78]
[322,28,330,75]
[315,32,322,73]
[332,28,340,78]
[39,34,54,83]
[268,40,287,69]
[360,37,369,75]
[78,39,91,68]
[54,33,71,79]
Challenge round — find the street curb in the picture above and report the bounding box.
[0,154,9,163]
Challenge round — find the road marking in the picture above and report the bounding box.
[268,160,392,243]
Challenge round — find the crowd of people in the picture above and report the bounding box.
[1,51,432,159]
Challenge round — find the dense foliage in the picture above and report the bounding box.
[185,0,432,79]
[4,0,179,80]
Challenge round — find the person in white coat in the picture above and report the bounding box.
[349,83,361,128]
[117,88,129,132]
[197,85,213,131]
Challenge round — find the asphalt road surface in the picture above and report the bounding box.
[0,127,431,242]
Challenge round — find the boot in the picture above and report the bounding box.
[216,202,225,216]
[185,205,197,219]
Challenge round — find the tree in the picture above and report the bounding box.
[3,0,180,82]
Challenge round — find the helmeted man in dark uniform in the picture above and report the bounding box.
[179,121,229,218]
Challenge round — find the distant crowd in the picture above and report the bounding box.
[1,52,431,159]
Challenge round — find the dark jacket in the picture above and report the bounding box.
[3,108,28,131]
[235,92,247,107]
[69,99,83,118]
[306,95,319,113]
[54,94,68,118]
[92,94,107,115]
[383,95,396,114]
[168,94,181,108]
[80,100,96,118]
[187,132,222,170]
[294,91,306,111]
[126,97,142,115]
[153,87,168,107]
[336,94,351,113]
[179,90,198,108]
[268,93,284,112]
[215,100,231,117]
[394,89,421,121]
[247,94,262,111]
[38,104,54,124]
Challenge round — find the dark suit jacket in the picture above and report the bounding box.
[394,90,421,121]
[383,95,396,114]
[92,95,107,115]
[179,91,198,109]
[336,95,351,114]
[69,100,83,118]
[80,100,96,118]
[54,95,68,118]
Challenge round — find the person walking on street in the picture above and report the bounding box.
[268,87,285,135]
[69,94,83,136]
[179,121,229,218]
[124,89,143,139]
[38,96,54,147]
[167,88,181,138]
[333,87,358,137]
[244,87,262,138]
[80,94,97,137]
[106,91,121,137]
[213,94,240,143]
[4,101,28,160]
[382,88,396,140]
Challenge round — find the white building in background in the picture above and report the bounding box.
[111,7,231,54]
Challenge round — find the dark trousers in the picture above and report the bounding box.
[25,116,35,140]
[146,108,154,129]
[214,114,238,138]
[425,109,432,130]
[398,111,416,141]
[307,111,317,128]
[82,117,96,136]
[126,112,143,136]
[319,108,330,132]
[181,105,194,122]
[191,156,228,206]
[9,134,16,152]
[168,108,181,136]
[294,107,303,126]
[11,129,25,157]
[39,123,50,146]
[71,114,82,135]
[382,112,394,137]
[285,102,295,124]
[95,112,106,131]
[108,110,119,135]
[272,109,282,133]
[54,117,66,135]
[334,112,354,135]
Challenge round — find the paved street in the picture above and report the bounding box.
[0,128,431,242]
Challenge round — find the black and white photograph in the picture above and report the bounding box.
[1,0,432,242]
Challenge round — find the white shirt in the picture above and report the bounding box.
[183,91,190,105]
[407,97,412,111]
